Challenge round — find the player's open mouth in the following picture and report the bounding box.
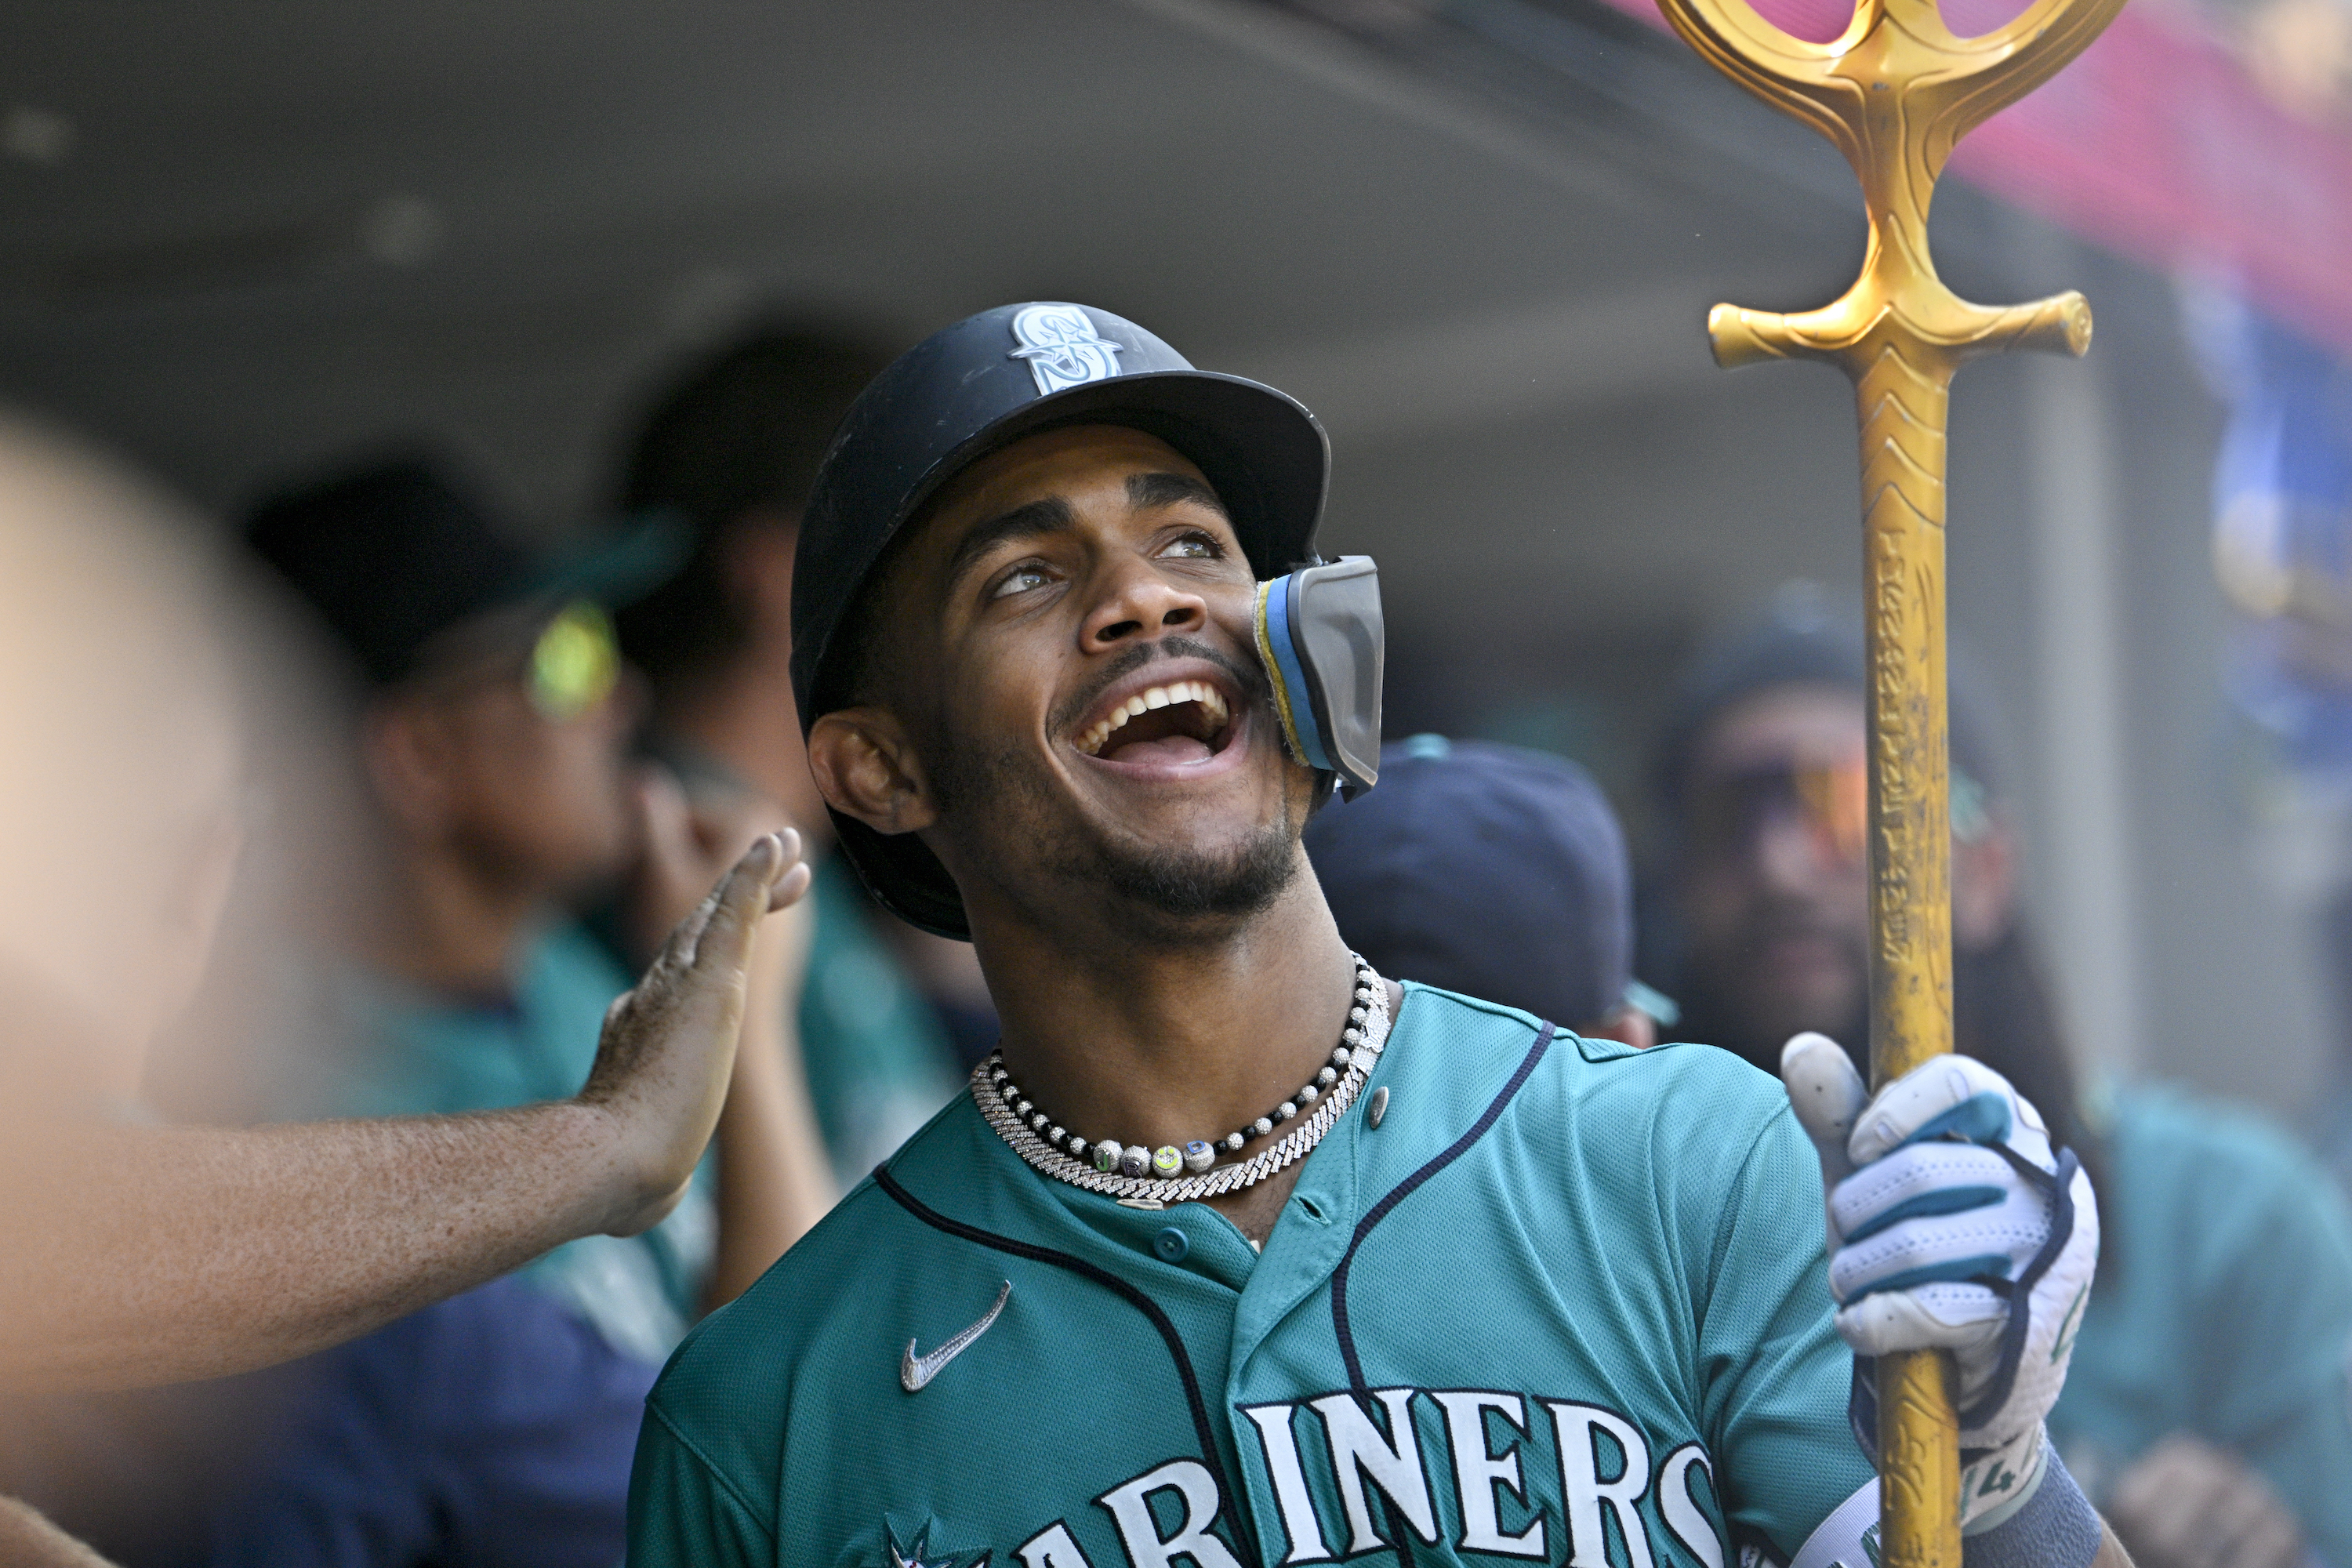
[1071,677,1237,767]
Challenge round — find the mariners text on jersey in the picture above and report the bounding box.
[626,986,1875,1567]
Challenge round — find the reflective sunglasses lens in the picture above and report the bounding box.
[1792,760,1868,864]
[529,601,619,720]
[1690,759,1868,866]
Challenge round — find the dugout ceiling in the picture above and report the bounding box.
[0,0,1864,513]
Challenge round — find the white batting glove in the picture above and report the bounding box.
[1780,1034,2100,1529]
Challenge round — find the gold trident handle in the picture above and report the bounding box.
[1649,0,2122,1559]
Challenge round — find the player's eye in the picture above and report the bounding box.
[989,561,1054,601]
[1160,531,1222,561]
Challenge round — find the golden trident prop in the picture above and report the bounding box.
[1646,0,2124,1557]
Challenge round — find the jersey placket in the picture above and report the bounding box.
[1007,1028,1385,1566]
[1221,1001,1558,1566]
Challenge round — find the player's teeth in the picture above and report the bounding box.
[1080,682,1241,755]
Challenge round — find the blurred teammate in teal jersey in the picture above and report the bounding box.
[1650,588,2352,1568]
[116,457,840,1565]
[0,419,815,1568]
[626,304,2119,1568]
[245,456,833,1342]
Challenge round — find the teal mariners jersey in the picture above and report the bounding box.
[627,985,1875,1567]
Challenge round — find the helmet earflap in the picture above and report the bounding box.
[1252,556,1383,799]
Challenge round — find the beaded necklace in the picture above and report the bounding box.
[974,956,1392,1202]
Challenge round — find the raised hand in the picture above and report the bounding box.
[628,767,797,967]
[581,829,812,1237]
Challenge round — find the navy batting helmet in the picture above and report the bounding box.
[791,302,1331,938]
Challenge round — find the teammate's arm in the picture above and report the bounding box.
[0,833,809,1393]
[701,886,835,1310]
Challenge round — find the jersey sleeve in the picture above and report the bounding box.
[1694,1100,1875,1560]
[626,1402,775,1568]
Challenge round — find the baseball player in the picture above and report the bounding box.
[626,304,2118,1567]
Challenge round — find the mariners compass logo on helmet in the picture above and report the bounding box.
[1007,303,1124,394]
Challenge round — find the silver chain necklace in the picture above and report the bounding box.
[973,957,1393,1202]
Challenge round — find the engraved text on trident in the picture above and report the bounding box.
[1647,0,2125,1556]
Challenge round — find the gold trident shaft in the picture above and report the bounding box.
[1648,0,2123,1558]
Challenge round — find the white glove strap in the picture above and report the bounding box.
[1960,1423,2049,1533]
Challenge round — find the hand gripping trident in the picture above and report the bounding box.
[1646,0,2123,1556]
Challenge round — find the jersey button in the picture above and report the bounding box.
[1152,1226,1190,1263]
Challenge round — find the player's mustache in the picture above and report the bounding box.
[1049,636,1268,740]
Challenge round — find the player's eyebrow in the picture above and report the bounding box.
[1127,471,1226,518]
[945,495,1076,591]
[944,473,1224,592]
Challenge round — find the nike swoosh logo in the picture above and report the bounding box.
[901,1280,1011,1392]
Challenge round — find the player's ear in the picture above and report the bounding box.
[360,695,456,840]
[808,707,937,836]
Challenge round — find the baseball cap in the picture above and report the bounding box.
[244,456,684,690]
[614,328,895,688]
[790,302,1331,938]
[1303,735,1636,1028]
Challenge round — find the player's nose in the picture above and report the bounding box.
[1078,557,1207,652]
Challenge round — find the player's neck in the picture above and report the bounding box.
[971,872,1360,1171]
[365,836,549,996]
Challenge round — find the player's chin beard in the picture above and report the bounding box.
[931,735,1301,943]
[1096,817,1298,932]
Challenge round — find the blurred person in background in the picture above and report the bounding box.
[245,454,834,1337]
[0,415,811,1566]
[613,327,977,1178]
[124,456,837,1566]
[1646,586,2352,1568]
[1302,732,1667,1046]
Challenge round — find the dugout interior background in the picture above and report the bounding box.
[0,0,2308,1122]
